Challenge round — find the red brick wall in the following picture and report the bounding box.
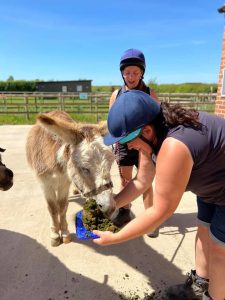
[216,27,225,117]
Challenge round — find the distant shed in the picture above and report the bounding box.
[36,80,92,93]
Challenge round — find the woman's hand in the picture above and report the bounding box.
[92,230,116,246]
[128,137,152,157]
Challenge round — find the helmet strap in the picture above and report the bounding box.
[132,78,143,90]
[121,72,127,86]
[139,135,155,148]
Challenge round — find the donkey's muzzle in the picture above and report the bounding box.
[0,165,14,191]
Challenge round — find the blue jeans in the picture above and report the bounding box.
[197,197,225,245]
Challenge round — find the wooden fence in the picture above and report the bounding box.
[0,92,217,122]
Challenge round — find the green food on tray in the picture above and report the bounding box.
[82,199,119,233]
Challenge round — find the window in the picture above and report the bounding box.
[62,86,67,93]
[221,69,225,96]
[77,85,83,92]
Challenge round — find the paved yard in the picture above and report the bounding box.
[0,125,198,300]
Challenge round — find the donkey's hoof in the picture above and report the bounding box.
[51,237,61,247]
[62,234,71,244]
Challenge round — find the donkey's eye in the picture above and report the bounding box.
[81,167,90,174]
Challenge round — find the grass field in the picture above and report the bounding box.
[0,94,109,124]
[0,113,108,125]
[0,92,216,125]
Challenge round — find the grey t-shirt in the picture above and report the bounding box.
[167,112,225,205]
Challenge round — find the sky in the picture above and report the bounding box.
[0,0,224,86]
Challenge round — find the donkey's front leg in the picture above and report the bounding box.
[40,176,62,246]
[58,198,71,244]
[58,180,71,244]
[46,198,61,247]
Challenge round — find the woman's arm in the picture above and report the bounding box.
[109,90,119,108]
[150,89,159,102]
[114,149,155,208]
[93,138,194,245]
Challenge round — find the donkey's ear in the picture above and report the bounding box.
[97,121,108,136]
[37,113,84,145]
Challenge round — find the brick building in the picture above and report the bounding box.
[216,5,225,117]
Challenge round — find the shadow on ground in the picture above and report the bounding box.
[0,229,130,300]
[69,195,197,298]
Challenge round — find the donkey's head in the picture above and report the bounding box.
[37,112,116,216]
[0,148,14,191]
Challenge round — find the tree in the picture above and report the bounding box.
[7,75,14,81]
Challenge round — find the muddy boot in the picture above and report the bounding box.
[165,270,209,300]
[112,208,131,227]
[147,228,159,238]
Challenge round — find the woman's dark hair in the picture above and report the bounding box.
[151,102,202,139]
[161,102,200,128]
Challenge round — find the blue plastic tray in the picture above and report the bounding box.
[75,210,99,240]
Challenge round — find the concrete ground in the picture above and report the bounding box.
[0,125,198,300]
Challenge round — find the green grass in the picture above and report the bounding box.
[0,93,215,125]
[0,114,36,125]
[0,113,108,125]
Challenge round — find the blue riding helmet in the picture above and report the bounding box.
[119,48,146,73]
[104,90,160,145]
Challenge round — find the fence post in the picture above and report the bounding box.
[34,93,38,112]
[209,91,212,102]
[167,93,170,103]
[60,93,64,110]
[24,93,29,120]
[57,93,61,110]
[90,93,93,112]
[96,112,102,123]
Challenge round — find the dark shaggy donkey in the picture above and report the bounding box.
[0,148,13,191]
